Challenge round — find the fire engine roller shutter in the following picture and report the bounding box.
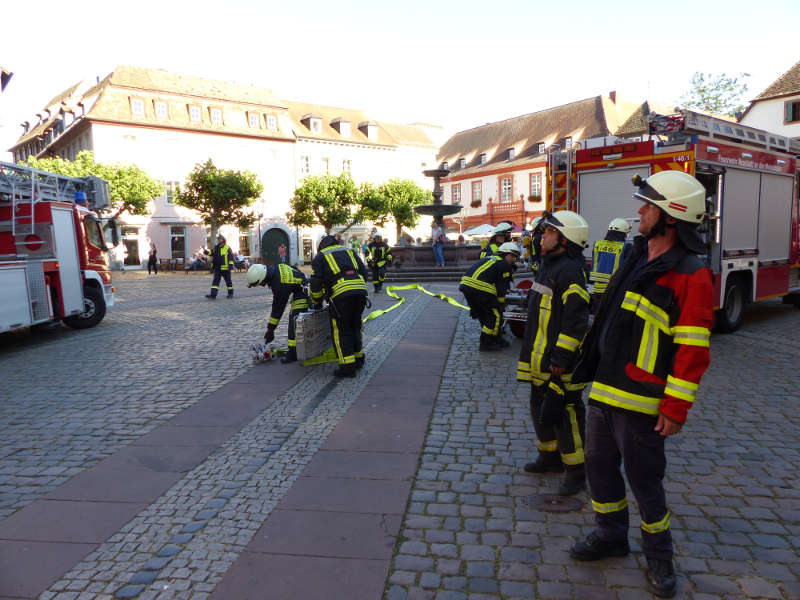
[757,172,794,262]
[721,168,759,254]
[577,166,650,257]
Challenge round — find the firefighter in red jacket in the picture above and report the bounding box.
[570,171,713,599]
[517,210,591,496]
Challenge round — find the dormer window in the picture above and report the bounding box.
[507,147,516,161]
[189,106,202,122]
[331,118,351,137]
[301,114,323,134]
[458,158,466,169]
[266,115,277,130]
[565,137,573,149]
[358,120,378,141]
[442,161,449,170]
[155,101,168,119]
[479,153,487,166]
[248,112,260,128]
[538,142,545,154]
[210,108,223,125]
[130,98,145,116]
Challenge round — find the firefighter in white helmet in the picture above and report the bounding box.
[588,218,633,313]
[570,170,713,598]
[246,262,309,363]
[517,210,591,496]
[366,232,392,293]
[480,222,513,258]
[459,242,520,351]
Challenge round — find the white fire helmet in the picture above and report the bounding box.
[497,241,521,258]
[608,218,632,233]
[543,210,589,248]
[246,264,268,286]
[632,171,706,224]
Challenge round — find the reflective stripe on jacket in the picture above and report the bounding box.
[480,242,499,259]
[309,244,368,303]
[459,255,512,301]
[267,264,308,326]
[367,243,393,267]
[517,251,590,387]
[574,236,713,424]
[589,239,625,294]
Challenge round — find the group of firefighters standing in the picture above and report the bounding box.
[459,170,713,598]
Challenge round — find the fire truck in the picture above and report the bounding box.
[546,108,800,332]
[0,161,118,333]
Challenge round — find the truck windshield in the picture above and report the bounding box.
[85,216,106,249]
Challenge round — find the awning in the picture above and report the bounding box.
[462,224,494,236]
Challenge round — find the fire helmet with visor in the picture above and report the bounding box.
[497,241,521,258]
[542,210,589,248]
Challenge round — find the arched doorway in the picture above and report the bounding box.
[261,227,289,265]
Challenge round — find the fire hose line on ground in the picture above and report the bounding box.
[301,284,469,365]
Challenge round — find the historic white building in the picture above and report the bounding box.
[9,66,440,267]
[740,59,800,139]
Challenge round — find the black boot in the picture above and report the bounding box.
[205,293,216,299]
[524,451,564,473]
[281,348,297,364]
[333,365,357,378]
[494,335,510,348]
[645,558,677,598]
[354,356,365,370]
[570,532,630,561]
[479,334,499,352]
[558,466,586,495]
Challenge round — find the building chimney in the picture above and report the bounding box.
[609,90,617,104]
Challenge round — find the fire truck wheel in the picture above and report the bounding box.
[715,276,745,333]
[508,320,526,338]
[64,285,106,329]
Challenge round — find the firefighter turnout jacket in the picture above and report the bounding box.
[266,263,308,323]
[209,244,235,270]
[480,242,499,259]
[589,238,630,295]
[310,244,368,306]
[367,241,392,268]
[459,255,513,304]
[517,251,590,388]
[575,236,713,424]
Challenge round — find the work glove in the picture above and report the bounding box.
[264,326,275,344]
[539,377,568,428]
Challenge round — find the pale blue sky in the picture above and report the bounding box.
[1,0,798,159]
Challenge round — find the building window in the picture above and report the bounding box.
[500,177,513,203]
[239,234,251,257]
[458,158,466,169]
[189,106,202,122]
[164,181,179,205]
[342,159,351,174]
[300,156,310,176]
[472,181,482,205]
[155,101,168,118]
[786,100,800,123]
[131,98,145,116]
[479,153,487,165]
[170,226,186,259]
[310,118,322,134]
[442,161,449,170]
[507,148,516,161]
[249,112,260,128]
[339,121,351,137]
[321,157,329,173]
[538,142,545,154]
[210,108,223,124]
[266,115,277,130]
[452,184,461,204]
[530,173,542,199]
[565,137,573,149]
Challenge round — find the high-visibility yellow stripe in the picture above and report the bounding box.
[530,294,552,378]
[641,512,671,534]
[673,325,710,347]
[538,440,558,452]
[665,375,698,402]
[637,322,658,373]
[268,317,279,326]
[589,382,660,415]
[592,498,628,513]
[460,275,497,295]
[291,298,308,310]
[622,292,671,333]
[331,317,344,361]
[556,333,580,352]
[287,339,296,347]
[324,251,340,275]
[561,404,584,465]
[562,283,590,304]
[517,361,532,381]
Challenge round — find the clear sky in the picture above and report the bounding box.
[1,0,798,160]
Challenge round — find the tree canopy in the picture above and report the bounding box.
[287,172,361,232]
[362,178,432,240]
[24,150,162,217]
[175,159,263,240]
[680,72,751,117]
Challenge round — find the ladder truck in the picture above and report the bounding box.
[546,108,800,332]
[0,161,118,333]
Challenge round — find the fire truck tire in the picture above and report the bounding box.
[715,276,745,333]
[508,319,526,338]
[64,285,106,329]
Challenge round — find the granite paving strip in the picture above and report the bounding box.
[36,289,441,599]
[210,299,460,600]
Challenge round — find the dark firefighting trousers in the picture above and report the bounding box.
[461,288,502,340]
[372,264,387,290]
[329,294,367,366]
[287,307,305,348]
[530,383,586,469]
[210,268,233,296]
[585,404,672,560]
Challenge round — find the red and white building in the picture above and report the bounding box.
[740,59,800,139]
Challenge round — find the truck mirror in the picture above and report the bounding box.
[105,218,121,247]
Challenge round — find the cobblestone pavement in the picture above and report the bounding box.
[0,271,321,522]
[385,299,800,600]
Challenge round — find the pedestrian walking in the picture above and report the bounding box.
[278,243,286,264]
[517,210,591,496]
[569,171,713,598]
[366,233,392,293]
[309,234,369,378]
[205,234,235,299]
[459,242,519,351]
[147,242,158,276]
[246,263,308,363]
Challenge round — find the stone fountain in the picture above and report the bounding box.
[415,167,461,226]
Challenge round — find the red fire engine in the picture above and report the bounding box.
[0,161,118,333]
[546,109,800,331]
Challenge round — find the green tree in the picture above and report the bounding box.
[176,159,263,240]
[362,178,432,240]
[680,72,751,117]
[287,172,361,232]
[24,150,162,218]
